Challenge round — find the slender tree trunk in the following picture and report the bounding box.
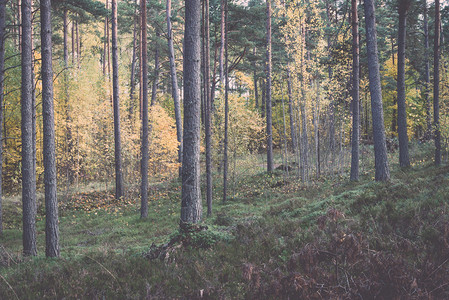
[112,0,124,199]
[139,6,143,120]
[103,8,107,75]
[286,68,296,153]
[151,30,160,106]
[31,0,36,212]
[350,0,360,180]
[364,0,390,181]
[166,0,182,177]
[299,24,309,182]
[181,0,202,224]
[76,20,80,68]
[106,0,111,78]
[210,35,218,105]
[300,100,309,182]
[266,0,273,173]
[397,0,410,168]
[391,39,397,137]
[21,0,37,256]
[223,0,229,203]
[261,79,265,118]
[204,0,213,216]
[0,0,5,235]
[424,1,431,140]
[434,0,441,165]
[140,0,149,218]
[313,80,320,177]
[41,0,59,257]
[219,0,225,86]
[325,0,335,156]
[281,82,288,176]
[17,0,21,51]
[129,0,138,119]
[63,8,73,184]
[72,20,75,65]
[64,9,69,68]
[253,47,258,109]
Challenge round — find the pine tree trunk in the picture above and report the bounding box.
[151,30,160,106]
[313,81,320,177]
[0,0,5,235]
[253,47,258,109]
[106,0,111,78]
[210,37,218,105]
[181,0,202,224]
[140,0,149,218]
[41,0,60,257]
[223,0,229,203]
[112,0,124,199]
[76,20,80,68]
[130,0,138,119]
[434,0,441,165]
[325,0,335,156]
[103,8,107,75]
[350,0,360,181]
[424,1,431,140]
[204,0,213,216]
[72,20,75,65]
[31,0,36,213]
[261,79,265,118]
[265,0,274,173]
[219,0,225,86]
[21,0,37,256]
[64,9,69,67]
[397,0,410,168]
[63,8,73,184]
[139,7,143,120]
[364,0,390,181]
[166,0,182,177]
[286,68,296,153]
[281,83,288,176]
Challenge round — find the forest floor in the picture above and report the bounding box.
[1,142,449,299]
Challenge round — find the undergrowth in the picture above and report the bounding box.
[0,144,448,299]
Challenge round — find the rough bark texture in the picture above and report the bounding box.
[266,0,274,173]
[219,0,225,85]
[204,0,213,217]
[103,7,107,75]
[223,0,229,203]
[166,0,182,178]
[41,0,60,257]
[0,0,5,235]
[424,1,431,140]
[363,0,390,181]
[21,0,37,256]
[181,0,202,224]
[140,0,149,218]
[112,0,124,199]
[129,0,138,119]
[434,0,441,165]
[396,0,410,168]
[350,0,360,181]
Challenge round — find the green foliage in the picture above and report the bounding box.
[1,145,449,298]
